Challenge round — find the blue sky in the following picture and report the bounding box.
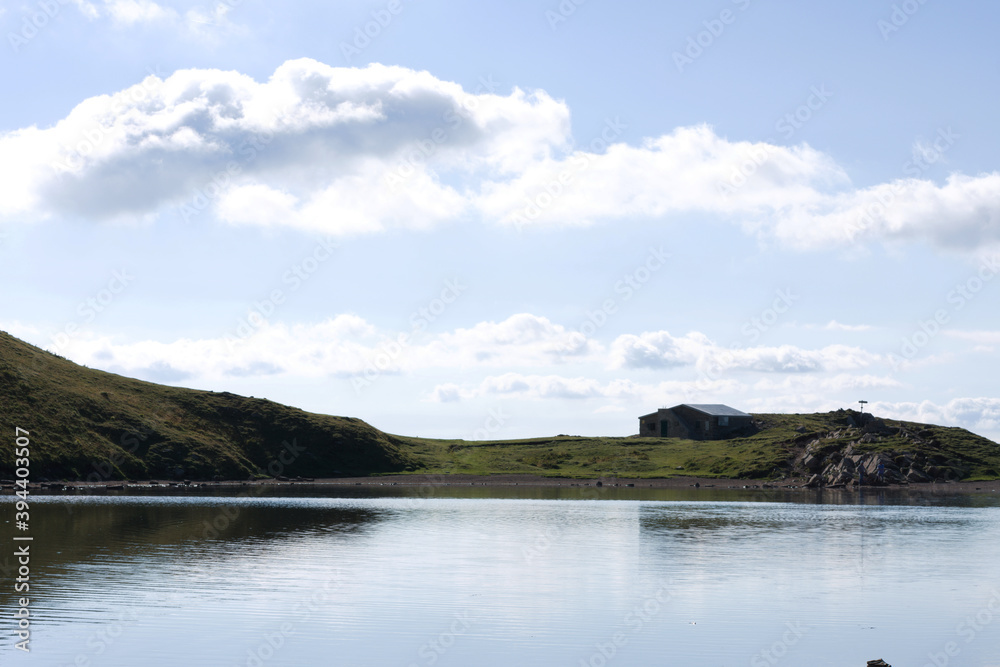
[2,0,999,442]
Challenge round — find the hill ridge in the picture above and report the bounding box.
[2,330,998,483]
[0,330,413,480]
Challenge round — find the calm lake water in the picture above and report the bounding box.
[3,486,1000,666]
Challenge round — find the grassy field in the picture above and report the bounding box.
[2,329,998,482]
[393,433,791,479]
[392,410,1000,481]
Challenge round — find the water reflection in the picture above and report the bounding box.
[43,480,1000,507]
[0,493,997,666]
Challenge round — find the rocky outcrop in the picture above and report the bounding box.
[792,421,968,487]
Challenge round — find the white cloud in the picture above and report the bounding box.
[28,313,599,382]
[430,373,640,402]
[476,125,847,229]
[104,0,176,25]
[945,329,1000,345]
[23,313,895,398]
[751,373,901,393]
[875,398,1000,441]
[610,330,881,373]
[70,0,101,20]
[420,314,599,368]
[429,373,750,406]
[2,59,998,253]
[823,320,874,332]
[0,59,567,234]
[66,0,245,33]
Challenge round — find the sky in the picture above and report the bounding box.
[1,0,999,443]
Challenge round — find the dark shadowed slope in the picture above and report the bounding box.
[2,330,998,483]
[0,330,414,480]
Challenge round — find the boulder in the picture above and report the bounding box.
[867,660,891,667]
[803,453,824,472]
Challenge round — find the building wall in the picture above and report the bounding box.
[639,407,753,440]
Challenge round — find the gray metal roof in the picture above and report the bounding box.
[676,404,751,417]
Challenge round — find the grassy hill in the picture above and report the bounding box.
[2,330,998,483]
[0,331,414,480]
[394,411,1000,482]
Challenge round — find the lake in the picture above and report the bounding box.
[3,486,1000,666]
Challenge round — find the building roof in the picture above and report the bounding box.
[675,404,751,417]
[638,404,751,419]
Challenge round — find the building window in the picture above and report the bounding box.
[719,416,729,426]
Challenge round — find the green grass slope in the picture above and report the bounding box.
[0,331,414,480]
[393,411,1000,482]
[2,330,997,483]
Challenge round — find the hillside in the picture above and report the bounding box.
[2,330,998,484]
[393,411,1000,484]
[0,331,414,480]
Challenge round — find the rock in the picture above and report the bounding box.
[795,425,806,433]
[867,660,891,667]
[803,453,824,472]
[805,474,821,488]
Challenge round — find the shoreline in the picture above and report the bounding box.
[12,473,1000,495]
